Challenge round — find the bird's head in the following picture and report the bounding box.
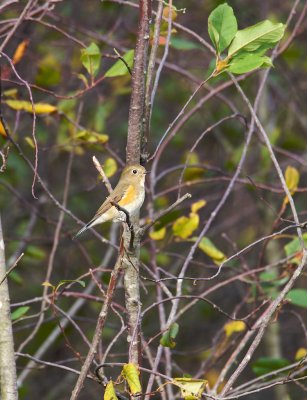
[121,164,147,185]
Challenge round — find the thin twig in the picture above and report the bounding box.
[92,156,113,194]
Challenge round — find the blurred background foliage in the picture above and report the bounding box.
[0,0,306,399]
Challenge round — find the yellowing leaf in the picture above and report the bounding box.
[0,121,7,137]
[224,321,246,337]
[122,363,141,395]
[25,136,35,148]
[75,130,109,144]
[285,166,299,195]
[104,381,118,400]
[295,347,307,360]
[191,200,206,214]
[3,88,18,98]
[13,40,29,65]
[149,226,166,241]
[197,237,226,264]
[183,152,203,181]
[42,281,54,288]
[205,369,225,392]
[173,378,207,400]
[104,158,117,178]
[162,5,178,21]
[173,213,199,239]
[6,100,56,114]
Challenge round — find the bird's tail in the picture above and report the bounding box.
[73,220,94,240]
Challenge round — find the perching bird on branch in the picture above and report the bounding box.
[74,164,146,238]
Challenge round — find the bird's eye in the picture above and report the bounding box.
[132,169,138,174]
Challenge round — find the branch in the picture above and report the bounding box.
[0,215,18,398]
[92,156,113,194]
[126,0,151,165]
[140,193,191,235]
[70,252,123,399]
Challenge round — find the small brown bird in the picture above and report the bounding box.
[74,164,146,238]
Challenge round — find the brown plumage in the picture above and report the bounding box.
[74,164,146,238]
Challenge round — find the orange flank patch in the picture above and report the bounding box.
[119,185,137,206]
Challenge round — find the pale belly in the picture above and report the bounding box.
[93,188,145,226]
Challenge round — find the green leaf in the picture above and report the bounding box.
[252,357,290,377]
[284,233,307,264]
[160,323,179,348]
[122,363,142,395]
[226,54,272,74]
[197,237,226,264]
[55,279,85,293]
[208,3,237,54]
[287,289,307,308]
[105,50,134,78]
[228,20,285,57]
[26,245,46,260]
[36,55,61,87]
[171,37,199,50]
[11,306,30,321]
[9,270,23,285]
[259,270,289,294]
[80,42,101,77]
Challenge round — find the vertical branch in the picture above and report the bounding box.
[0,215,18,400]
[143,0,163,159]
[126,0,151,165]
[70,253,123,400]
[123,0,151,370]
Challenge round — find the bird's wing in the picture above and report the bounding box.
[73,183,131,239]
[93,183,130,219]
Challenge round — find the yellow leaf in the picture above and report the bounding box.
[122,363,141,395]
[173,378,207,400]
[12,40,29,65]
[224,321,246,337]
[183,152,204,181]
[0,121,7,137]
[173,213,199,239]
[197,237,226,264]
[295,347,307,360]
[3,89,18,98]
[191,200,206,214]
[6,100,56,114]
[25,136,35,148]
[149,226,166,241]
[104,158,117,178]
[104,381,118,400]
[285,166,299,195]
[162,5,178,21]
[205,369,225,393]
[42,281,54,288]
[75,130,109,144]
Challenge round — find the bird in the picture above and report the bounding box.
[73,164,146,239]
